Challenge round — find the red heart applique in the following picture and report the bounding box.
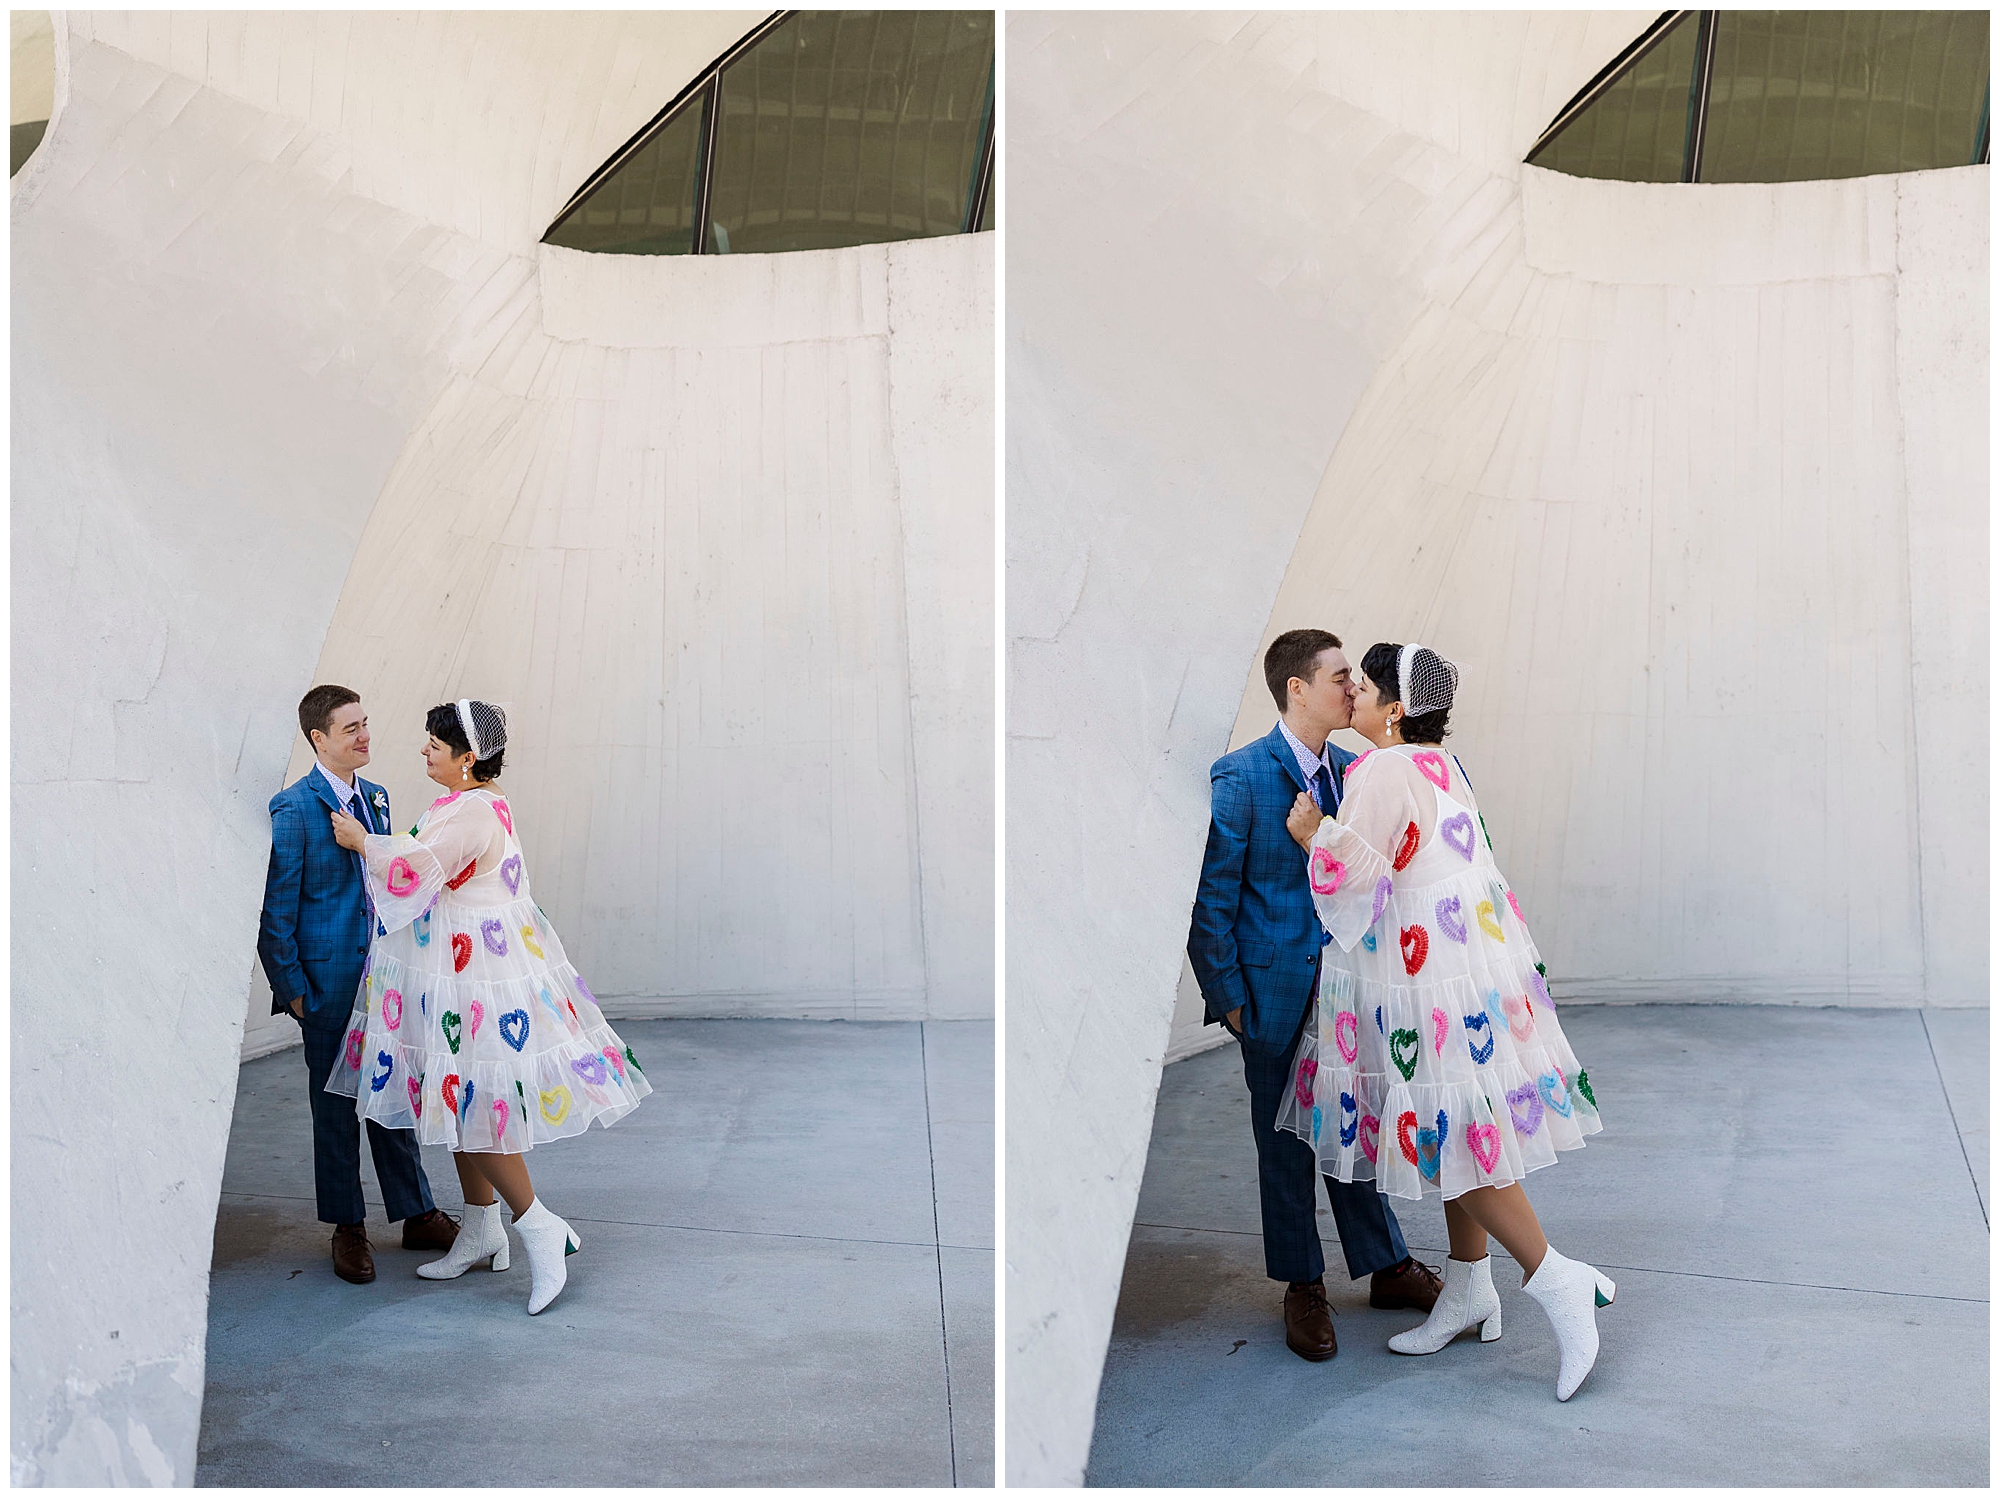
[1396,1109,1421,1166]
[440,1074,460,1115]
[1399,923,1429,976]
[1393,821,1420,870]
[451,932,472,973]
[445,860,477,891]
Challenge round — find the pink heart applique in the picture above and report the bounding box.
[1309,847,1346,895]
[1502,996,1535,1041]
[1506,890,1525,925]
[383,989,403,1031]
[1294,1056,1318,1108]
[1412,751,1451,792]
[343,1029,364,1069]
[492,1098,510,1140]
[603,1045,626,1080]
[1333,1011,1359,1064]
[407,1075,423,1117]
[468,1000,485,1043]
[492,799,513,836]
[1466,1122,1502,1174]
[1358,1114,1381,1163]
[385,858,418,898]
[1431,1006,1448,1055]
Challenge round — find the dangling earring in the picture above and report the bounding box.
[461,761,470,782]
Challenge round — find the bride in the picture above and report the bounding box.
[325,698,651,1314]
[1274,644,1613,1400]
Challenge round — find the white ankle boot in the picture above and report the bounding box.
[1387,1255,1502,1354]
[416,1202,510,1279]
[1521,1246,1616,1400]
[513,1198,582,1315]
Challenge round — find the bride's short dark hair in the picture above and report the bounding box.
[425,703,505,780]
[1361,643,1450,744]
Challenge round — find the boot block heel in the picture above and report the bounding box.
[491,1241,511,1271]
[1480,1305,1503,1342]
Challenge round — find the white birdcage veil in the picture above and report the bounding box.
[1396,643,1459,719]
[455,699,509,761]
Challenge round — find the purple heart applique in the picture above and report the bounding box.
[1440,811,1476,862]
[500,855,522,895]
[1531,970,1551,1007]
[1435,896,1467,943]
[570,1054,609,1086]
[575,975,595,1005]
[1506,1082,1544,1136]
[480,919,509,957]
[1370,875,1393,927]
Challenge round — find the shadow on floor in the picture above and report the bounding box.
[198,1018,993,1488]
[1088,1004,1988,1487]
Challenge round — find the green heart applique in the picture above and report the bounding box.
[1389,1027,1420,1082]
[441,1010,462,1054]
[625,1046,644,1075]
[1575,1070,1596,1107]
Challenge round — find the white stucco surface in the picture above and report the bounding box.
[1006,10,1987,1484]
[14,10,991,1484]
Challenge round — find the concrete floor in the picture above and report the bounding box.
[197,1019,993,1487]
[1088,1005,1989,1487]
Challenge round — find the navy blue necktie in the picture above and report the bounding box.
[1313,761,1338,816]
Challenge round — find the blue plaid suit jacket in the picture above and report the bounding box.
[1187,722,1355,1056]
[257,769,389,1033]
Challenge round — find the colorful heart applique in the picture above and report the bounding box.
[521,927,546,960]
[1505,1082,1543,1136]
[1463,1012,1494,1064]
[1431,1006,1448,1055]
[445,860,477,891]
[1358,1113,1381,1162]
[1374,1005,1384,1036]
[1338,1091,1358,1147]
[480,919,509,957]
[1399,924,1429,976]
[572,1054,611,1087]
[440,1074,461,1116]
[452,932,472,972]
[1333,1010,1359,1063]
[539,1086,572,1125]
[459,1078,476,1121]
[623,1046,644,1075]
[1475,900,1504,942]
[414,911,432,947]
[385,858,419,898]
[1502,996,1535,1041]
[499,1009,530,1051]
[1370,876,1393,928]
[1466,1121,1502,1174]
[1392,821,1420,871]
[1506,890,1525,925]
[407,1075,423,1117]
[500,855,522,895]
[1435,896,1467,943]
[492,800,514,835]
[383,989,403,1031]
[1575,1070,1596,1107]
[1415,1110,1447,1181]
[602,1045,626,1081]
[441,1010,462,1054]
[1294,1057,1318,1108]
[1531,970,1551,1007]
[1360,930,1377,953]
[1439,811,1476,862]
[1389,1027,1420,1081]
[467,1000,485,1043]
[1411,750,1451,792]
[1396,1109,1421,1166]
[1484,989,1507,1028]
[1308,847,1346,895]
[370,1051,393,1092]
[492,1098,510,1141]
[576,974,595,1005]
[1311,1106,1322,1144]
[1539,1071,1574,1118]
[343,1028,364,1069]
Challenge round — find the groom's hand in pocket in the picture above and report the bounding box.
[1224,1006,1245,1038]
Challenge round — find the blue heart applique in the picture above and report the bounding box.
[460,1077,476,1120]
[498,1008,531,1052]
[370,1051,393,1093]
[1484,988,1508,1029]
[1375,1005,1384,1036]
[1463,1011,1494,1064]
[1538,1072,1573,1118]
[1311,1105,1322,1143]
[1361,929,1377,953]
[1414,1109,1448,1181]
[414,911,432,947]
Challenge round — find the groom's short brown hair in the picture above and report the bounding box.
[1263,629,1343,712]
[298,684,361,745]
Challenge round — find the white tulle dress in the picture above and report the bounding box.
[1274,744,1600,1200]
[325,786,650,1152]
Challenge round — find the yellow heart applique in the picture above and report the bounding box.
[539,1086,572,1125]
[520,927,546,960]
[1475,900,1505,942]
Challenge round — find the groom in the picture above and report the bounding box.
[1188,629,1440,1360]
[257,684,456,1283]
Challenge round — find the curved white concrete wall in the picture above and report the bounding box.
[1006,10,1986,1483]
[14,11,990,1483]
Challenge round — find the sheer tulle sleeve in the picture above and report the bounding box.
[1306,754,1425,952]
[361,796,494,934]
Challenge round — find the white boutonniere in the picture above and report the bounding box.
[372,791,388,812]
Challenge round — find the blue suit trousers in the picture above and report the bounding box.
[300,1023,435,1226]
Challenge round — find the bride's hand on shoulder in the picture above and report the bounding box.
[330,809,367,851]
[1287,791,1323,850]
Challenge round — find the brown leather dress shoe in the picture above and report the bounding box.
[1369,1255,1442,1312]
[401,1208,460,1252]
[1283,1278,1337,1361]
[331,1222,375,1283]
